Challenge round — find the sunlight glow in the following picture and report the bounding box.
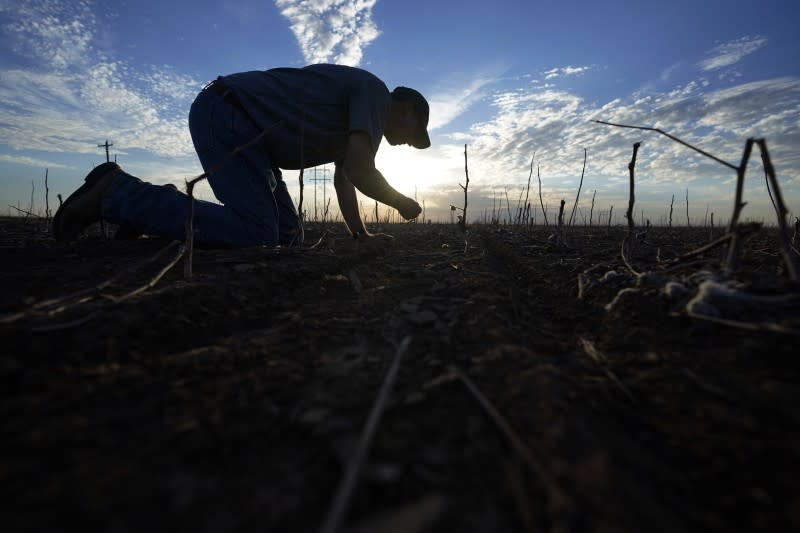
[375,143,463,197]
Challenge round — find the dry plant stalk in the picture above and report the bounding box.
[594,120,798,280]
[319,336,412,533]
[0,240,183,325]
[448,365,567,519]
[722,138,755,276]
[521,152,534,225]
[459,144,469,233]
[537,164,549,227]
[763,148,778,216]
[625,143,640,238]
[296,166,305,245]
[44,168,51,221]
[622,142,641,274]
[595,120,797,279]
[710,212,715,242]
[569,148,587,227]
[756,139,798,279]
[669,194,674,228]
[593,120,738,170]
[685,189,690,227]
[8,205,41,218]
[296,86,307,247]
[103,245,185,303]
[28,179,35,220]
[578,338,636,404]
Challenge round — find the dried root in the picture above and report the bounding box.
[683,279,800,334]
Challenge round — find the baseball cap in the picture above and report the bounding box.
[391,86,431,149]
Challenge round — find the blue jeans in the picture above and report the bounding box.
[101,88,298,247]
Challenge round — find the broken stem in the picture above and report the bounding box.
[569,148,587,227]
[460,144,469,233]
[319,336,412,533]
[44,168,50,221]
[103,245,185,303]
[723,139,755,276]
[593,120,737,171]
[537,165,549,227]
[622,143,641,274]
[0,240,183,324]
[756,139,798,280]
[449,365,567,514]
[522,152,534,225]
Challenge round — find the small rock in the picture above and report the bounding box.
[644,351,660,363]
[400,300,419,314]
[366,462,404,483]
[404,391,426,404]
[233,263,257,273]
[300,408,329,425]
[408,309,438,325]
[751,487,771,504]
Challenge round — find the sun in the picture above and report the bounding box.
[375,142,456,197]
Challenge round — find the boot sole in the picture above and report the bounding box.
[52,162,122,241]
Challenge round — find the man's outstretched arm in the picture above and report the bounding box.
[334,164,368,236]
[342,132,421,220]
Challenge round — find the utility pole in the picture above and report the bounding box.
[321,165,329,220]
[97,140,113,163]
[314,167,317,221]
[309,165,331,223]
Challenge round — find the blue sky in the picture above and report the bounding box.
[1,0,798,225]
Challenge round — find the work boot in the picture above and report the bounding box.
[52,162,123,241]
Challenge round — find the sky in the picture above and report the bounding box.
[1,0,799,226]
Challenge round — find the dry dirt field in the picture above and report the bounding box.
[1,215,798,532]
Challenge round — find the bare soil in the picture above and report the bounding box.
[1,215,798,533]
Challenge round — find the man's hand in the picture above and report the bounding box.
[362,231,394,241]
[397,197,422,220]
[336,230,394,254]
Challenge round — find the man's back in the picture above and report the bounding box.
[222,64,391,169]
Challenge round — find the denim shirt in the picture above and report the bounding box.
[220,64,391,170]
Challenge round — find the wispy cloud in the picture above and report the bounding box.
[445,72,800,220]
[543,65,593,80]
[0,154,72,169]
[699,35,767,71]
[274,0,380,66]
[427,76,494,131]
[3,0,96,71]
[0,0,201,158]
